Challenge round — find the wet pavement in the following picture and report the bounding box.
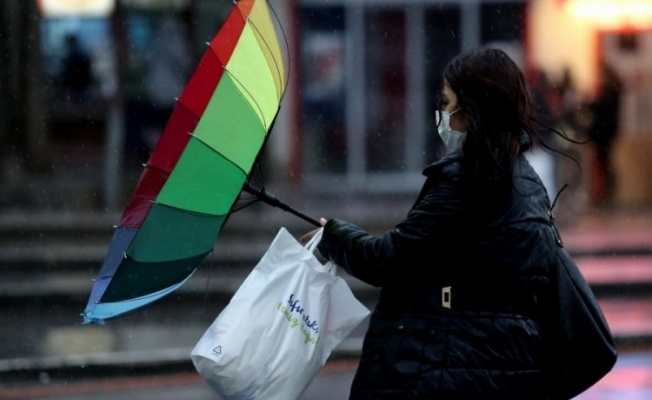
[575,351,652,400]
[1,206,652,398]
[2,352,652,399]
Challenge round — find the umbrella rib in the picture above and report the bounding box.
[246,3,290,99]
[123,249,212,265]
[188,131,248,178]
[222,66,269,129]
[145,198,227,219]
[267,0,291,97]
[231,163,265,211]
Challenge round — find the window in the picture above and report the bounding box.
[298,2,524,194]
[364,8,407,173]
[300,7,347,174]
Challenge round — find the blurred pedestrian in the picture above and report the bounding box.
[60,33,93,102]
[558,67,586,133]
[587,62,622,206]
[301,48,576,399]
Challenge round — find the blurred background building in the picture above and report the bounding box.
[1,0,651,216]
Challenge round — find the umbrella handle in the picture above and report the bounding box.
[243,183,321,227]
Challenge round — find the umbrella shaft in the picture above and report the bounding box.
[243,183,321,227]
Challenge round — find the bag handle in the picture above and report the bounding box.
[303,228,338,276]
[304,227,324,254]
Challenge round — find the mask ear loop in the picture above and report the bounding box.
[439,108,462,131]
[436,108,461,126]
[447,108,466,136]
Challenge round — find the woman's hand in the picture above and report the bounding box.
[300,218,327,244]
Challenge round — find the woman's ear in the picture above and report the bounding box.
[451,110,470,133]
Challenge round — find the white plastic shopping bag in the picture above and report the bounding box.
[190,227,370,400]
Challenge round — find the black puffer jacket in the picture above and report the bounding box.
[318,152,560,400]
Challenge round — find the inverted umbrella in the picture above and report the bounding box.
[83,0,318,324]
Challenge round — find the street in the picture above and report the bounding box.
[2,352,652,400]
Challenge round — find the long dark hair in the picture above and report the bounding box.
[442,48,540,208]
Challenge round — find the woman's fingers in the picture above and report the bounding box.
[300,228,319,244]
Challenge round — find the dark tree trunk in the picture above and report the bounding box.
[0,0,50,204]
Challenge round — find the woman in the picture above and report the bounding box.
[303,48,568,399]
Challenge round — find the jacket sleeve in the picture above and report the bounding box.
[317,167,464,287]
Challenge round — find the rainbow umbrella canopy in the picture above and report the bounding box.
[83,0,313,324]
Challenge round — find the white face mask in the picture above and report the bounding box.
[436,108,465,152]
